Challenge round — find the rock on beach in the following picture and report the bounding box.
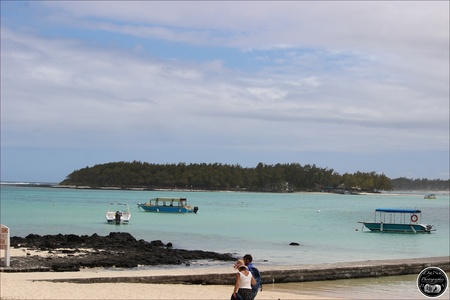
[7,232,235,271]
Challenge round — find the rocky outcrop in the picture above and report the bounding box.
[7,232,235,272]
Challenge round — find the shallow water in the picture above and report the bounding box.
[271,273,449,299]
[0,185,448,267]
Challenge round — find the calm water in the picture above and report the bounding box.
[1,185,449,299]
[271,274,449,299]
[1,185,448,266]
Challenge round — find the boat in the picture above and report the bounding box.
[106,203,131,224]
[424,194,437,199]
[358,208,434,233]
[137,197,198,213]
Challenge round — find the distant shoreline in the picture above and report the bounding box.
[1,182,448,196]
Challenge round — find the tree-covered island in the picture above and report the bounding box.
[58,161,447,193]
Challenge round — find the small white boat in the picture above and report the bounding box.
[106,203,131,224]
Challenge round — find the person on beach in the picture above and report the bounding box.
[243,254,262,299]
[232,259,256,300]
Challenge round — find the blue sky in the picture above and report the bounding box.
[1,1,449,183]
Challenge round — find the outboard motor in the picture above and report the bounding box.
[115,211,122,224]
[193,206,199,214]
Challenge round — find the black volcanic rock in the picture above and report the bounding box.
[9,232,235,271]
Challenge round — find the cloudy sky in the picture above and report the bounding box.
[1,1,449,183]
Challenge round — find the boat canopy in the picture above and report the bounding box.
[375,208,421,213]
[152,197,186,200]
[150,197,187,203]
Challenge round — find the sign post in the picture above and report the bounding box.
[0,224,10,267]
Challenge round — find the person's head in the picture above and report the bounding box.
[243,254,252,265]
[234,259,247,271]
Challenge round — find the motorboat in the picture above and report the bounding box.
[106,203,131,224]
[424,194,437,199]
[358,208,433,233]
[137,197,198,213]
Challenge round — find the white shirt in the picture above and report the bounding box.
[238,271,253,289]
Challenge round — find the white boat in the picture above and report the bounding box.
[106,203,131,224]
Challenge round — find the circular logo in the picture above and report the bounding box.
[417,267,448,298]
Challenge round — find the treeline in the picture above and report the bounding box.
[391,177,449,191]
[60,161,394,192]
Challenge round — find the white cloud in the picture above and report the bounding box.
[1,1,449,180]
[2,24,448,152]
[42,1,448,53]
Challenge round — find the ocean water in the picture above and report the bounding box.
[0,185,449,267]
[270,274,449,299]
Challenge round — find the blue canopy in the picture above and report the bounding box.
[375,208,421,213]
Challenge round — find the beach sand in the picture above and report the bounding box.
[0,272,335,299]
[0,248,334,299]
[3,249,449,299]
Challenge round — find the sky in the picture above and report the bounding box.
[1,1,449,183]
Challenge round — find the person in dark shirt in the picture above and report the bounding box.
[243,254,261,299]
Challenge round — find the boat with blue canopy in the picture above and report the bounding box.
[137,197,198,213]
[359,208,434,233]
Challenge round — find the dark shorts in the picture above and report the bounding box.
[238,288,253,300]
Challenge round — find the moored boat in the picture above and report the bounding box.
[359,208,434,233]
[424,194,437,199]
[106,203,131,224]
[137,197,198,213]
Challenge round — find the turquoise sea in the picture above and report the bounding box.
[1,185,448,266]
[1,185,449,299]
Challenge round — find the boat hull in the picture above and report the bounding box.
[138,205,196,213]
[106,213,131,224]
[360,222,432,233]
[106,218,130,224]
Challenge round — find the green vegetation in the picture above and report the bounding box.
[391,177,449,191]
[60,161,398,192]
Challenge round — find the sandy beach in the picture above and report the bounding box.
[3,249,449,299]
[1,270,335,300]
[0,248,334,299]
